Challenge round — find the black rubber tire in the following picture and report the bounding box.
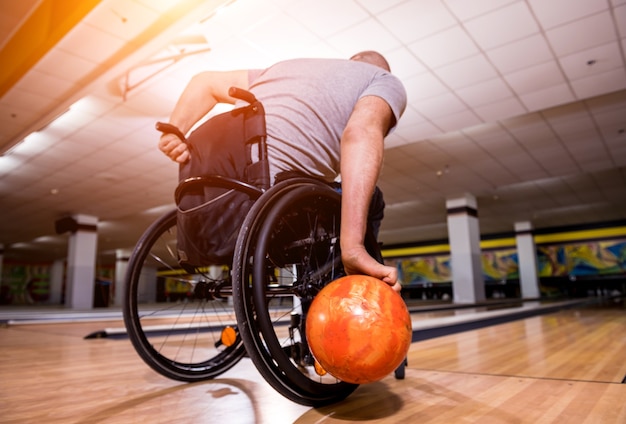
[232,178,382,406]
[123,209,246,381]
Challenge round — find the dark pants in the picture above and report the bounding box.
[368,186,385,240]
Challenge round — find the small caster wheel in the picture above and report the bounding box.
[394,357,407,380]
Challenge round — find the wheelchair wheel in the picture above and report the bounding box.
[232,178,382,406]
[123,209,246,381]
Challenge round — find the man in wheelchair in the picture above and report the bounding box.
[158,50,407,292]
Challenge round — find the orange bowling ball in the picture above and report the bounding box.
[305,275,412,384]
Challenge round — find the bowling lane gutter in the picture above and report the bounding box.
[409,298,600,343]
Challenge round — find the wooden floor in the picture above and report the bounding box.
[1,299,625,423]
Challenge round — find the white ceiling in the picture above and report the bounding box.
[1,0,625,264]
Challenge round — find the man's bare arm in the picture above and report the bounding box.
[339,95,400,291]
[159,70,249,163]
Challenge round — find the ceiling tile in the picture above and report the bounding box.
[33,49,97,84]
[396,106,428,128]
[285,0,368,38]
[545,11,617,56]
[519,83,575,111]
[431,109,482,132]
[413,92,468,120]
[71,95,117,117]
[82,115,139,141]
[65,127,117,150]
[609,147,626,165]
[0,101,39,127]
[591,107,626,140]
[201,0,279,46]
[0,88,52,118]
[444,0,517,21]
[615,5,626,38]
[528,0,608,29]
[435,54,498,90]
[504,60,566,95]
[559,42,623,81]
[586,85,626,105]
[501,113,554,141]
[456,78,514,107]
[486,34,554,74]
[529,144,572,163]
[473,97,527,123]
[135,0,196,13]
[543,103,595,136]
[46,137,99,159]
[384,47,428,79]
[122,89,174,117]
[105,106,156,133]
[384,132,409,149]
[570,68,626,99]
[201,36,274,70]
[377,0,457,43]
[83,0,159,41]
[579,159,614,173]
[56,22,127,63]
[355,0,405,15]
[402,72,450,102]
[9,131,59,158]
[48,109,99,137]
[240,13,321,61]
[393,121,442,143]
[408,26,478,68]
[464,2,540,50]
[13,69,76,101]
[326,17,401,56]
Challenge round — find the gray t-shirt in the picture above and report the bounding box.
[247,58,407,182]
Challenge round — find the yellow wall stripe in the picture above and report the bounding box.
[480,237,517,249]
[382,244,450,258]
[381,237,517,258]
[534,226,626,245]
[382,226,626,258]
[0,0,102,98]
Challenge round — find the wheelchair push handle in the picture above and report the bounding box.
[155,88,259,142]
[229,86,257,104]
[155,122,187,143]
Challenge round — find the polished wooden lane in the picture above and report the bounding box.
[1,300,625,423]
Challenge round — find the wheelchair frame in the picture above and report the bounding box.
[122,88,397,406]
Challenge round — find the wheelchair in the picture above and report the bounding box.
[122,88,393,406]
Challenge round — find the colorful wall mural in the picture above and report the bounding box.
[387,237,626,287]
[538,239,626,277]
[0,262,114,305]
[2,231,624,305]
[0,263,52,304]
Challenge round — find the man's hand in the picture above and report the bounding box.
[342,245,401,292]
[158,133,190,163]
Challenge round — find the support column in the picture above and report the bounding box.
[62,215,98,309]
[49,259,65,305]
[0,243,4,287]
[114,249,132,307]
[446,194,485,304]
[515,221,540,299]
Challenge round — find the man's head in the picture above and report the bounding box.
[349,51,391,72]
